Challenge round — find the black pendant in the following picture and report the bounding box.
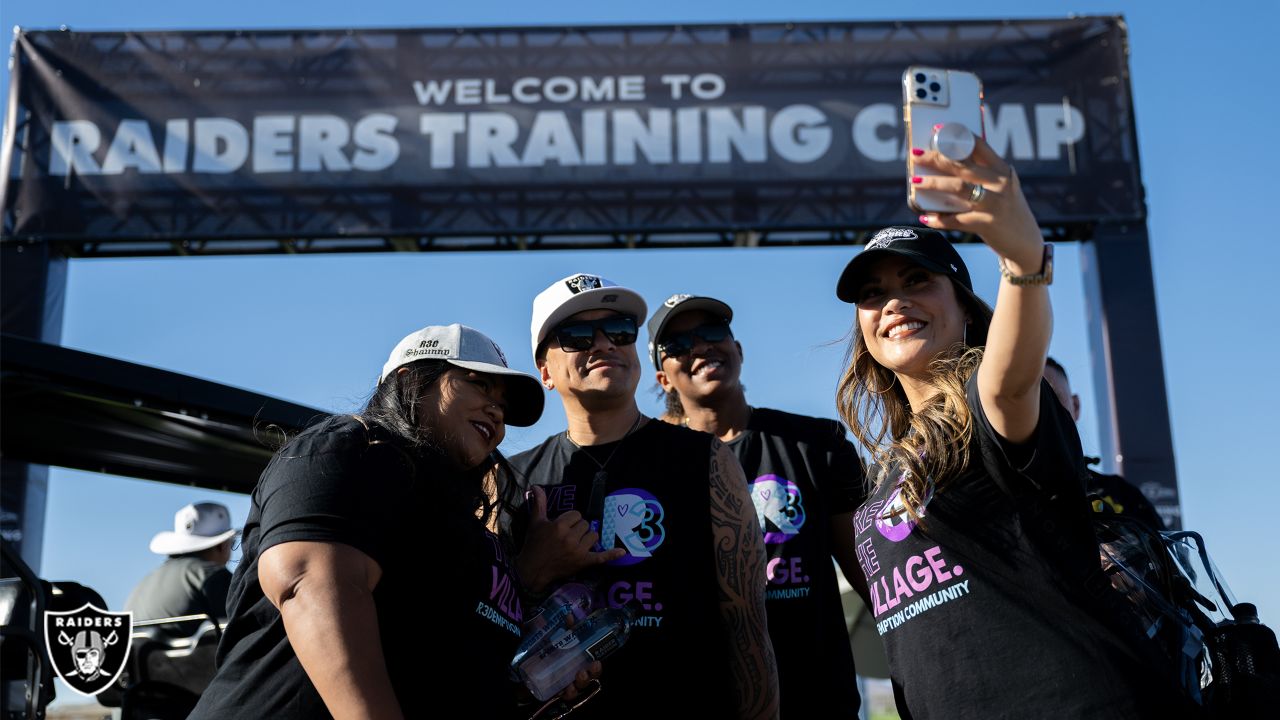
[587,470,608,522]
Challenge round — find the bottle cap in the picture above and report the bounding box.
[1232,602,1260,622]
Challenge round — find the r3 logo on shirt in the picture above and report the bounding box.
[600,488,666,567]
[749,475,806,545]
[874,485,919,542]
[864,472,934,543]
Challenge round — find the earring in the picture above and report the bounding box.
[870,374,899,396]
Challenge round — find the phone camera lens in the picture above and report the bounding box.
[915,88,927,99]
[915,73,927,84]
[929,82,941,92]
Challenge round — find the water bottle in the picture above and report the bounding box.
[1206,602,1280,715]
[511,582,595,673]
[512,603,636,701]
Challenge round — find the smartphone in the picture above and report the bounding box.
[903,67,985,214]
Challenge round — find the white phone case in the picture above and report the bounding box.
[903,67,985,214]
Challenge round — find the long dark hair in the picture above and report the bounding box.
[836,284,994,521]
[361,359,520,531]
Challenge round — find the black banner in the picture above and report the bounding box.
[1,18,1142,242]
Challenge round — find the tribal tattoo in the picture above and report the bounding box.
[707,438,780,720]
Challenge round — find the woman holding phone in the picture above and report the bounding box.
[188,324,595,720]
[835,134,1180,717]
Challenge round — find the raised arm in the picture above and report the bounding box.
[915,134,1050,443]
[259,541,403,720]
[707,439,780,720]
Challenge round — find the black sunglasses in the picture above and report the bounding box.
[658,321,732,359]
[553,315,639,352]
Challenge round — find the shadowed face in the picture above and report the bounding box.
[413,367,507,469]
[1043,364,1082,422]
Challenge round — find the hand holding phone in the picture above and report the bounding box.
[903,67,985,214]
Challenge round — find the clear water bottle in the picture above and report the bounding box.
[511,582,595,674]
[524,583,594,634]
[512,603,636,701]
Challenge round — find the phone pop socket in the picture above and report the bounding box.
[931,123,976,162]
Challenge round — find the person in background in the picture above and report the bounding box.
[189,323,595,720]
[1043,356,1165,530]
[648,292,866,718]
[125,502,236,637]
[507,274,779,720]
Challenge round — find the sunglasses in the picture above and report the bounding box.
[552,315,639,352]
[658,321,732,359]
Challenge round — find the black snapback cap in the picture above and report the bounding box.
[645,294,734,371]
[836,226,974,303]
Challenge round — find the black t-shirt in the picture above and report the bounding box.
[727,407,865,718]
[1088,470,1166,531]
[508,420,735,719]
[851,377,1164,719]
[189,415,524,720]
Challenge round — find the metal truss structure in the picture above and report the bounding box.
[2,17,1139,257]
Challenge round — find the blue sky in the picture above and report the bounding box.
[4,0,1278,705]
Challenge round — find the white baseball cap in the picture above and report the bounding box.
[380,323,544,427]
[149,502,237,556]
[530,273,648,360]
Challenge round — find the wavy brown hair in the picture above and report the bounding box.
[836,287,993,522]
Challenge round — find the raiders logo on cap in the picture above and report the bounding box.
[866,227,918,251]
[565,275,602,294]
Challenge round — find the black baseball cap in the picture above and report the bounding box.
[836,226,992,346]
[645,294,734,371]
[837,226,976,302]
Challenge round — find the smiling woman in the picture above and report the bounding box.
[182,323,601,720]
[831,133,1193,718]
[409,368,510,468]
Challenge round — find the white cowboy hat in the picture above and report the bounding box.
[149,502,237,556]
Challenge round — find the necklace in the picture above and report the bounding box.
[566,411,645,477]
[681,405,754,434]
[567,412,645,536]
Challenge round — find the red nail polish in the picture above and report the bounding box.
[919,214,931,224]
[933,123,944,131]
[911,176,923,184]
[911,147,925,156]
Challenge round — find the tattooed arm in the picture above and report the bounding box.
[708,439,780,720]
